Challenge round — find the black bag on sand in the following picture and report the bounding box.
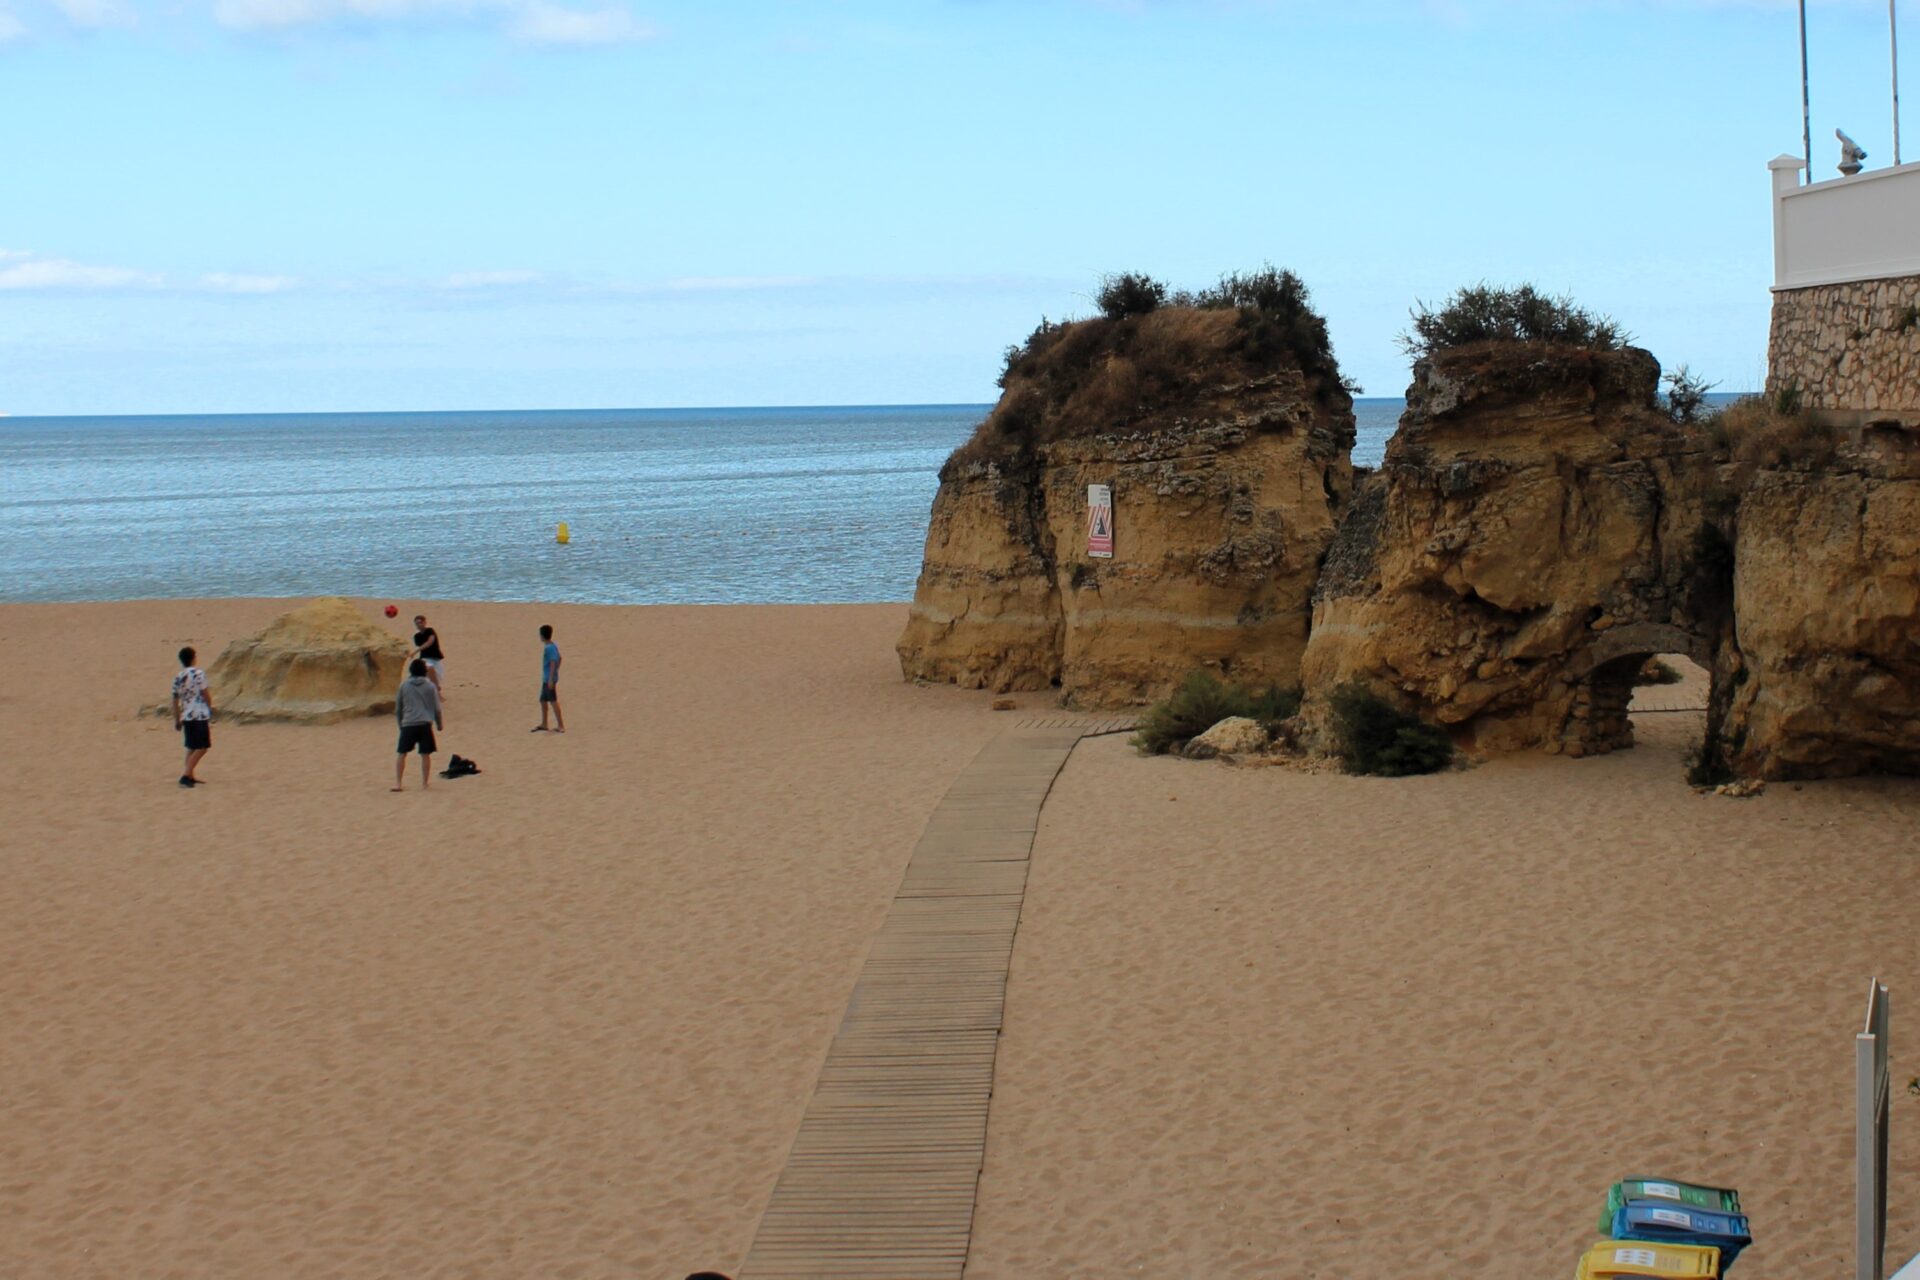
[439,754,482,780]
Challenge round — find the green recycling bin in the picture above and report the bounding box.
[1601,1180,1742,1234]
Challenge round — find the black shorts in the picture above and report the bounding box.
[397,723,437,755]
[540,682,557,703]
[182,719,211,751]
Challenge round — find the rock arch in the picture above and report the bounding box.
[1561,623,1713,757]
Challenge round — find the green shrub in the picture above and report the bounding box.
[1096,272,1169,322]
[1244,683,1302,734]
[1635,658,1685,686]
[1399,283,1626,360]
[1664,365,1716,425]
[1131,671,1301,756]
[1182,265,1362,396]
[1327,682,1454,776]
[953,264,1356,474]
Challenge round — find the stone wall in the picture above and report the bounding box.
[1766,273,1920,417]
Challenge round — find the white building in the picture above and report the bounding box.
[1767,153,1920,423]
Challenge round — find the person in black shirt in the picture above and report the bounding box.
[412,614,446,694]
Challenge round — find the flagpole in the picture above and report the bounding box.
[1894,0,1904,165]
[1802,0,1814,182]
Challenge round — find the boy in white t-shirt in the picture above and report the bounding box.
[170,646,214,788]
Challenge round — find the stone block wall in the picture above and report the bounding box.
[1767,273,1920,417]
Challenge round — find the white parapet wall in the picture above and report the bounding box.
[1773,155,1920,290]
[1767,156,1920,417]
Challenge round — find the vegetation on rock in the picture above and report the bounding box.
[947,266,1355,474]
[1095,272,1169,322]
[1634,658,1685,686]
[1326,683,1455,777]
[1662,365,1715,425]
[1132,671,1301,756]
[1399,283,1625,359]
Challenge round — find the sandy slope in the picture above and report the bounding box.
[0,599,997,1280]
[969,675,1920,1278]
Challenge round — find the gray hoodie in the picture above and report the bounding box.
[396,676,442,728]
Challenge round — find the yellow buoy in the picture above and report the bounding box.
[556,521,570,545]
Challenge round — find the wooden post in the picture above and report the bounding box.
[1859,978,1890,1280]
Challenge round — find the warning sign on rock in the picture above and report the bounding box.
[1086,483,1114,558]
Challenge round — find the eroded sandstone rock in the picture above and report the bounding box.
[1724,439,1920,777]
[899,304,1354,705]
[1182,716,1270,760]
[1299,344,1721,755]
[186,597,413,724]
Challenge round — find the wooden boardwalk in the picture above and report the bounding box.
[1628,688,1710,714]
[736,722,1094,1280]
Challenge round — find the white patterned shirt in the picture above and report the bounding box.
[172,667,211,721]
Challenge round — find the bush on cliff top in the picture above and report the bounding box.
[1132,671,1302,756]
[947,266,1355,474]
[1663,365,1716,425]
[1399,284,1626,360]
[1711,394,1841,473]
[1096,272,1169,322]
[1327,683,1455,777]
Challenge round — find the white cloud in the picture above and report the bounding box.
[205,0,653,41]
[0,252,305,294]
[0,8,27,39]
[506,0,649,44]
[664,275,819,292]
[212,0,453,32]
[441,268,542,288]
[0,257,162,290]
[53,0,137,28]
[200,271,300,293]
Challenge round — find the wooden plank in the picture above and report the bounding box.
[735,722,1086,1280]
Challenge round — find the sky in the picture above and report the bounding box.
[1,0,1913,415]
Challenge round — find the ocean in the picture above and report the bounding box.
[0,400,1408,605]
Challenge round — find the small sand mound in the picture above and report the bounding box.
[178,597,411,724]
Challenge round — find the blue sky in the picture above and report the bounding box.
[2,0,1912,414]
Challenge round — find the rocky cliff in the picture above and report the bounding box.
[905,286,1920,781]
[1298,344,1722,755]
[899,300,1354,704]
[1723,427,1920,777]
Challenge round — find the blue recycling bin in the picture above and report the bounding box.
[1612,1202,1753,1269]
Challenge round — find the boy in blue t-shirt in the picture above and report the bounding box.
[533,623,565,733]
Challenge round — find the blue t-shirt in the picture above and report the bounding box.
[542,641,560,684]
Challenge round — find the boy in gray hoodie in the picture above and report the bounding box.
[393,658,444,792]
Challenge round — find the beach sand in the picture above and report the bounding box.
[969,667,1920,1277]
[4,614,1917,1279]
[0,599,997,1279]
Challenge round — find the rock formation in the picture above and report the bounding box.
[1182,716,1270,760]
[1298,343,1722,756]
[906,286,1920,781]
[1722,428,1920,777]
[191,597,413,724]
[899,298,1355,705]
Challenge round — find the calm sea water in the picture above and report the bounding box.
[0,400,1409,604]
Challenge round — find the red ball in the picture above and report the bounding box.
[385,605,399,617]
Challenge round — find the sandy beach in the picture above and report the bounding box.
[3,607,1917,1278]
[0,599,997,1279]
[970,683,1920,1277]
